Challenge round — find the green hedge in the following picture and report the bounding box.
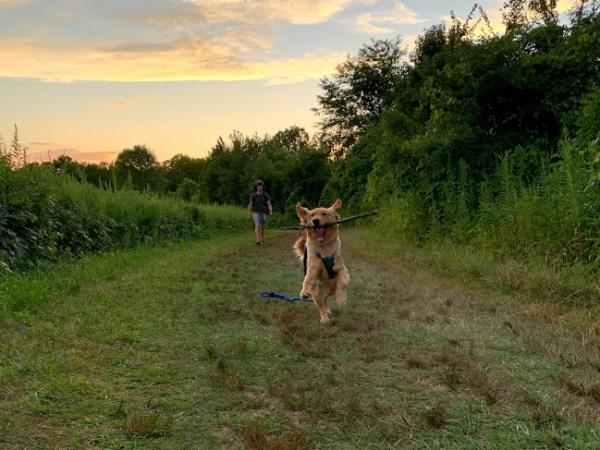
[0,159,246,273]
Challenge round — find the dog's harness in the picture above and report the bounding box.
[303,246,336,279]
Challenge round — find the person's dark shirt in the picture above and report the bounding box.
[250,192,270,213]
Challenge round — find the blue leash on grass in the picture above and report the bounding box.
[259,291,313,303]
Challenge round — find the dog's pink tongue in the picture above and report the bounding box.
[316,226,326,241]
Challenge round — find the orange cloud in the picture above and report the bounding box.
[0,0,28,8]
[0,0,376,84]
[251,51,347,85]
[115,101,134,109]
[557,0,579,14]
[0,37,342,83]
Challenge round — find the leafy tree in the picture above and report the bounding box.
[271,126,310,153]
[116,145,158,172]
[176,178,200,201]
[503,0,559,28]
[83,163,112,188]
[52,155,75,174]
[114,145,164,191]
[314,39,405,155]
[163,154,206,192]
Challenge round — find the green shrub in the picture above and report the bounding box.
[0,162,246,273]
[373,193,428,243]
[373,138,599,270]
[475,140,599,267]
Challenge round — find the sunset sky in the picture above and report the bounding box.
[0,0,577,163]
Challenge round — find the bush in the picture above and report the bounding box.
[0,162,246,273]
[474,140,599,267]
[374,138,600,270]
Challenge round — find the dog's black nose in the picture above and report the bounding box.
[313,218,320,227]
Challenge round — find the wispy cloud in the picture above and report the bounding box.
[0,36,342,83]
[115,100,133,109]
[355,1,427,34]
[184,0,374,26]
[252,51,347,85]
[0,36,239,82]
[0,0,28,9]
[29,148,118,163]
[0,0,369,83]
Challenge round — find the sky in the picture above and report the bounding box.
[0,0,578,163]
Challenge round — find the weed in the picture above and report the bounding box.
[123,411,160,437]
[242,421,311,450]
[423,402,448,428]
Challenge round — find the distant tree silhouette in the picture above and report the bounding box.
[114,145,164,191]
[314,39,405,156]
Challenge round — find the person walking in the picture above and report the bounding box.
[248,180,272,245]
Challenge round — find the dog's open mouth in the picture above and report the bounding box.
[315,226,327,242]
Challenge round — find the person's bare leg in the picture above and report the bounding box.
[260,223,265,242]
[255,224,261,243]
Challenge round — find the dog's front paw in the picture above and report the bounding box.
[301,291,313,301]
[319,314,330,324]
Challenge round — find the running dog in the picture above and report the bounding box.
[293,199,350,323]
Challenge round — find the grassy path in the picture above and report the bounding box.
[1,231,599,449]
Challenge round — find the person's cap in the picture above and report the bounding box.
[254,180,265,187]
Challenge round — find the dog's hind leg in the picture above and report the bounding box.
[314,281,335,323]
[335,268,350,306]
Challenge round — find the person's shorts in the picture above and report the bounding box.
[252,212,268,226]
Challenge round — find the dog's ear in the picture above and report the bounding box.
[330,199,342,211]
[296,202,310,222]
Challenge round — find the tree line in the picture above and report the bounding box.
[1,126,331,223]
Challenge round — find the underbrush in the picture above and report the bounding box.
[370,138,599,305]
[0,160,246,273]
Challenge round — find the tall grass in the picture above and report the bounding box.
[374,138,600,272]
[475,140,599,267]
[0,161,246,273]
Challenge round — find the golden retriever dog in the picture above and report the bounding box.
[293,199,350,323]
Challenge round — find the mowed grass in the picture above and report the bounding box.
[1,229,599,449]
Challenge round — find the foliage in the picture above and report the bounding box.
[0,160,245,273]
[322,2,600,270]
[314,39,405,155]
[114,145,164,191]
[176,178,201,202]
[201,129,331,223]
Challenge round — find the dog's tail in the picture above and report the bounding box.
[293,236,306,260]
